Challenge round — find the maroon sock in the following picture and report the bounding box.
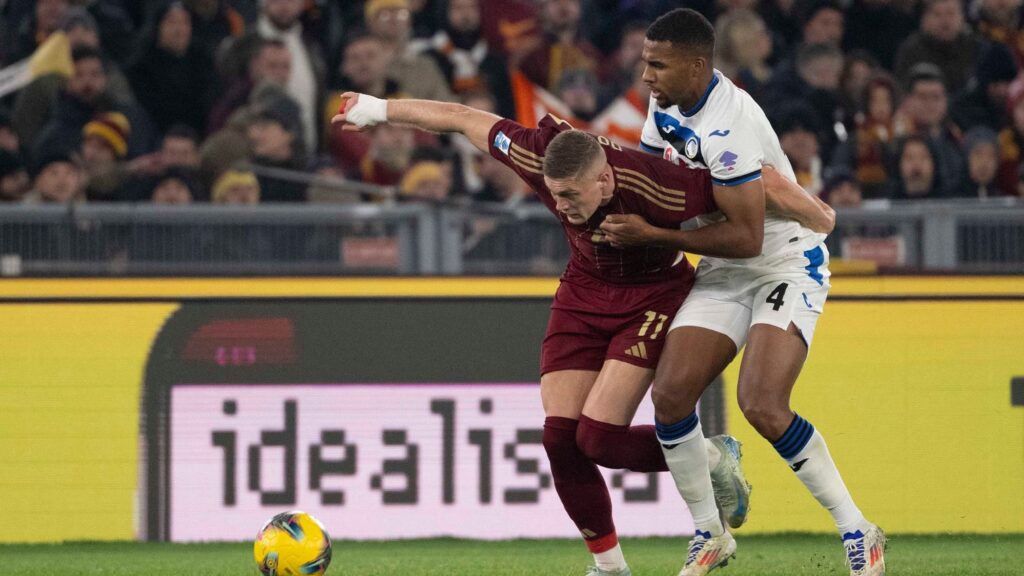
[577,415,669,472]
[543,416,618,553]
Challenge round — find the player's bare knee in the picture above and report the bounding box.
[651,385,697,423]
[739,400,791,439]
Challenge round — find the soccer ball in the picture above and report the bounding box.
[253,511,333,575]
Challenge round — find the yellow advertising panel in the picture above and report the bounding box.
[724,300,1024,534]
[0,304,177,542]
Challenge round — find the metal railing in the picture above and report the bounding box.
[0,199,1022,276]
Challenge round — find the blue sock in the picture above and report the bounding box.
[772,414,815,459]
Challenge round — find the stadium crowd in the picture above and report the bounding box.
[1,0,1024,209]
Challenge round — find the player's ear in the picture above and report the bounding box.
[599,163,615,199]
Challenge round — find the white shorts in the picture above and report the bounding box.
[669,244,830,350]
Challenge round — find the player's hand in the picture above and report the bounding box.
[330,92,389,132]
[330,92,364,132]
[599,214,658,247]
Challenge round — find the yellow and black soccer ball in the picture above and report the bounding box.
[253,511,332,575]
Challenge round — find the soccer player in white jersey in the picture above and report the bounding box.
[599,8,886,576]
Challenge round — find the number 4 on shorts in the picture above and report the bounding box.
[766,283,788,311]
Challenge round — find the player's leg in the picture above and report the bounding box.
[576,359,664,472]
[739,275,884,575]
[540,298,631,575]
[653,296,748,538]
[542,368,628,575]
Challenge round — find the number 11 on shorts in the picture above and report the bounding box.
[639,311,669,339]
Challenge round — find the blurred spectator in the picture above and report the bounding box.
[9,8,136,154]
[601,21,649,108]
[452,91,496,194]
[1017,162,1024,196]
[415,0,515,117]
[843,0,917,70]
[951,42,1019,131]
[410,145,462,196]
[246,0,327,154]
[833,74,899,199]
[76,0,137,66]
[519,0,604,93]
[160,125,202,171]
[888,135,944,199]
[838,50,880,127]
[758,0,801,60]
[820,170,863,207]
[24,150,83,203]
[324,32,407,172]
[212,168,260,204]
[59,6,135,102]
[21,47,157,164]
[355,123,416,187]
[184,0,246,55]
[715,9,774,100]
[80,111,130,201]
[795,0,843,48]
[248,97,308,201]
[975,0,1024,66]
[0,110,20,153]
[557,69,599,121]
[763,43,843,157]
[400,160,451,201]
[896,63,965,196]
[149,167,201,204]
[365,0,454,101]
[305,156,363,203]
[474,152,531,204]
[209,38,292,134]
[127,2,218,134]
[591,61,652,148]
[893,0,982,92]
[0,150,31,202]
[776,103,824,194]
[958,126,1001,198]
[997,80,1024,194]
[478,0,540,62]
[6,0,68,63]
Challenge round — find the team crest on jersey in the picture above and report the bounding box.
[684,137,700,159]
[493,131,511,155]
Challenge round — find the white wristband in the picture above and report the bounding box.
[346,94,388,128]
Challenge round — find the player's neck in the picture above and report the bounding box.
[677,70,716,112]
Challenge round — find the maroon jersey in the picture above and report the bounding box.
[487,115,716,286]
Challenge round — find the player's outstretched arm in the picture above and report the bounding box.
[331,92,502,153]
[761,166,835,234]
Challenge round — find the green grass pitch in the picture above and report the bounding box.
[2,534,1022,575]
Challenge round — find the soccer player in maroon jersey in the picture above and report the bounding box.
[333,92,831,576]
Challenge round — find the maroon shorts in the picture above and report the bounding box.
[541,273,693,375]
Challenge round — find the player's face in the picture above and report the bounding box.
[641,39,701,109]
[544,162,611,225]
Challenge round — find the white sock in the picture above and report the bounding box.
[593,543,627,572]
[705,438,722,471]
[775,416,869,536]
[657,412,724,536]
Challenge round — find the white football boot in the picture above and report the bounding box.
[708,435,752,529]
[843,524,886,576]
[677,530,736,576]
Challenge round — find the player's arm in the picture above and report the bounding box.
[331,92,501,153]
[601,179,765,258]
[761,166,835,234]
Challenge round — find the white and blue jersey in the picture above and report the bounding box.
[642,70,831,348]
[640,70,826,268]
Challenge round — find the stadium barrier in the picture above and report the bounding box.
[0,276,1021,543]
[0,199,1022,276]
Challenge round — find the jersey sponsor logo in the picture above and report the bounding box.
[493,131,511,155]
[710,129,731,137]
[720,151,738,171]
[662,145,680,165]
